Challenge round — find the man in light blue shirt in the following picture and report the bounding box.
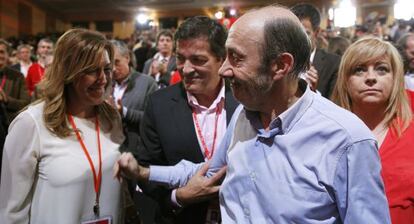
[116,5,391,223]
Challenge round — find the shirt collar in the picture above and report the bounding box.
[187,80,225,112]
[278,79,313,134]
[154,52,170,62]
[114,75,130,88]
[310,49,316,63]
[247,79,314,138]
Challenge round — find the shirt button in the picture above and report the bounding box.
[244,207,250,216]
[250,171,256,181]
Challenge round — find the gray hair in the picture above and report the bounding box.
[110,40,130,57]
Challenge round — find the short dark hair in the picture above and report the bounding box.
[174,16,227,60]
[396,33,414,73]
[397,33,414,50]
[291,3,321,31]
[156,29,173,44]
[260,18,311,78]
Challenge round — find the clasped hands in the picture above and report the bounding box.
[113,152,226,205]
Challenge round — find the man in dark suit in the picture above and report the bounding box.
[109,40,158,154]
[0,40,30,123]
[143,30,177,89]
[292,3,341,98]
[136,16,238,224]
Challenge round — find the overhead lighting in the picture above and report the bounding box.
[394,0,414,20]
[136,13,149,25]
[334,0,356,28]
[215,11,224,20]
[328,8,334,21]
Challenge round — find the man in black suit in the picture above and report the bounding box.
[292,3,341,98]
[143,30,177,89]
[136,16,238,224]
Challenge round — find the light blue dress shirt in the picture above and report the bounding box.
[149,81,391,223]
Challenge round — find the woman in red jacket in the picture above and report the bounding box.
[332,37,414,223]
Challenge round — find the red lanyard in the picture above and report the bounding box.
[192,106,221,160]
[68,114,102,216]
[0,75,6,90]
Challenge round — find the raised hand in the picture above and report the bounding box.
[113,152,149,182]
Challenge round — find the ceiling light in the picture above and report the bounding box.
[136,14,149,25]
[215,11,224,20]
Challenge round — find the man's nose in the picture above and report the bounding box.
[219,58,232,78]
[182,60,195,74]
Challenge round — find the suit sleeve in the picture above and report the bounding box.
[135,95,180,219]
[6,74,30,114]
[0,111,40,224]
[326,56,340,98]
[142,59,152,75]
[123,79,157,128]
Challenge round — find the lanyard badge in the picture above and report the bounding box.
[68,114,103,217]
[192,106,220,160]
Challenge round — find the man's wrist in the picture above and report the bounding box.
[175,187,189,207]
[137,166,150,182]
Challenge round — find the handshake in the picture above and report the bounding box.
[113,152,226,206]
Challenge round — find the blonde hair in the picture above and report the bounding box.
[39,28,119,138]
[331,37,412,135]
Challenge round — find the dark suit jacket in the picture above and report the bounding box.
[136,82,239,224]
[313,49,341,98]
[120,70,158,154]
[0,66,30,123]
[142,56,176,87]
[10,63,21,73]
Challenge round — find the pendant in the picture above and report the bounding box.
[93,202,100,217]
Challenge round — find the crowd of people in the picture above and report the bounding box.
[0,2,413,224]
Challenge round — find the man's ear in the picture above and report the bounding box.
[271,53,294,81]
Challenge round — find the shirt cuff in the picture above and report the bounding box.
[171,189,183,208]
[149,165,176,186]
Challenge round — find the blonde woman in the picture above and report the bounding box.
[0,29,124,223]
[332,37,414,223]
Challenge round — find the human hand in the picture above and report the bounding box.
[151,60,160,75]
[176,163,226,206]
[113,152,150,182]
[116,99,123,115]
[306,65,319,91]
[105,95,116,108]
[158,62,167,75]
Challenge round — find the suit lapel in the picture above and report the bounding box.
[312,49,324,72]
[122,70,139,106]
[167,56,176,72]
[170,84,205,161]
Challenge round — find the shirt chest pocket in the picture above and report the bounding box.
[257,179,337,222]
